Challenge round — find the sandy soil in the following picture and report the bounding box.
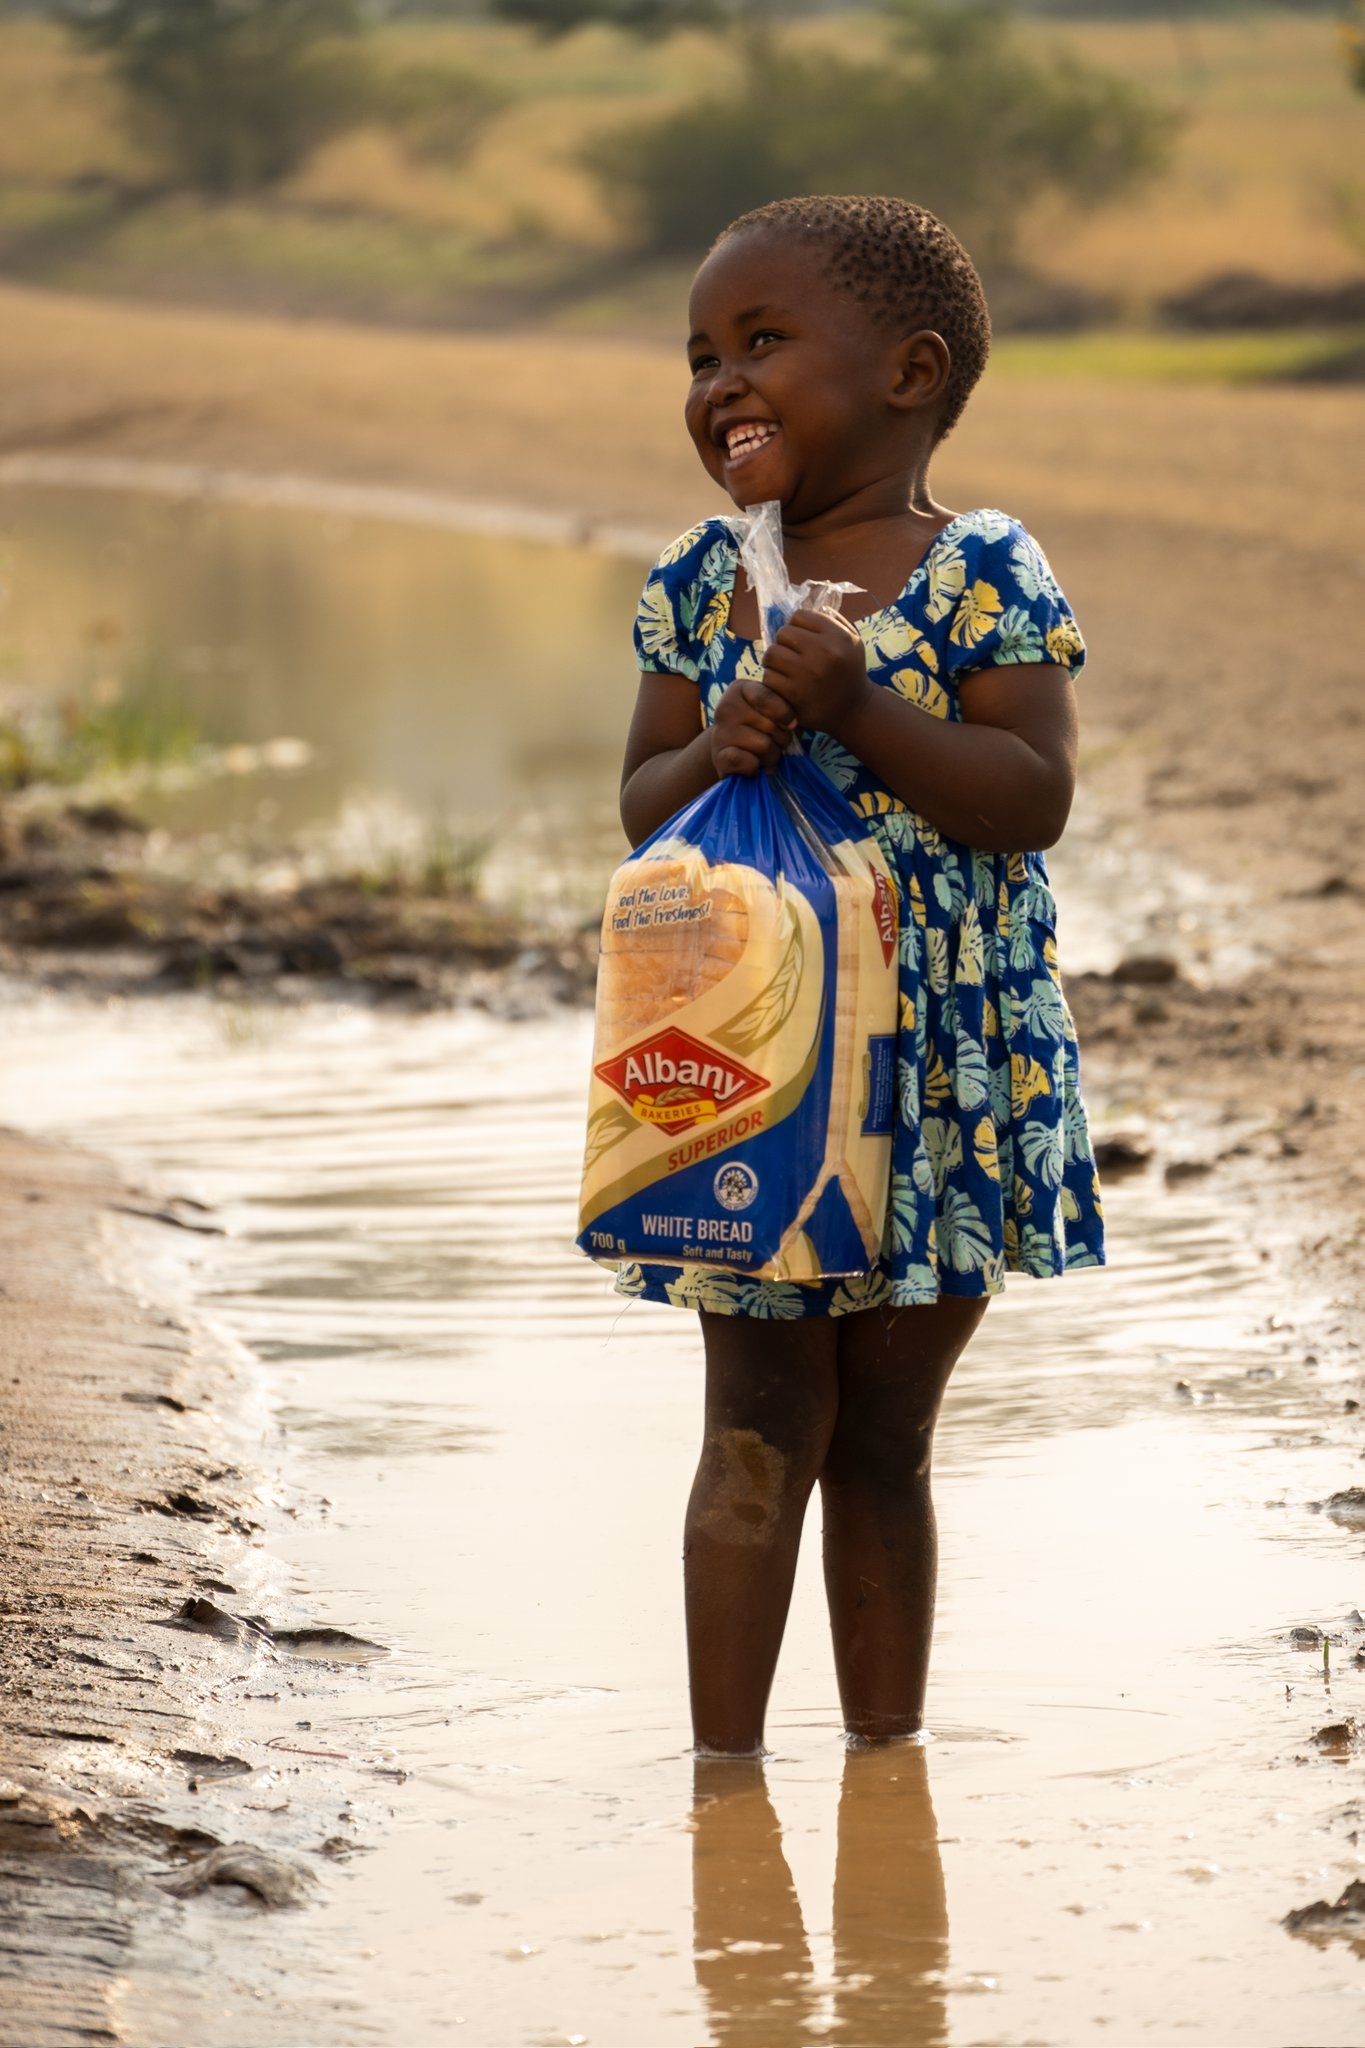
[2,280,1361,1288]
[0,1130,366,2048]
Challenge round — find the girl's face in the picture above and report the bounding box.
[685,229,927,521]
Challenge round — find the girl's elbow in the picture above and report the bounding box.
[1030,759,1076,850]
[1033,789,1074,851]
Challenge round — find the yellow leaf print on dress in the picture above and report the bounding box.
[924,1048,951,1108]
[695,591,728,647]
[852,789,908,818]
[891,666,950,718]
[1046,617,1085,669]
[973,1117,1001,1180]
[1011,1052,1052,1114]
[950,579,1004,651]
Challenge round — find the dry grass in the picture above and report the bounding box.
[1018,12,1365,299]
[0,11,1361,325]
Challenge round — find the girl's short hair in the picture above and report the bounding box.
[714,194,991,438]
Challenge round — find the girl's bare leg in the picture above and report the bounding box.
[820,1297,987,1742]
[686,1313,839,1755]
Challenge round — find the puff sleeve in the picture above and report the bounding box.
[632,519,737,683]
[932,514,1086,682]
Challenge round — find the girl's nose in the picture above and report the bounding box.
[705,360,749,407]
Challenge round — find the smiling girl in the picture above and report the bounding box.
[616,195,1104,1757]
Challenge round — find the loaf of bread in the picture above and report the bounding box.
[577,760,899,1284]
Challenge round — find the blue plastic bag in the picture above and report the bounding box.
[577,751,899,1284]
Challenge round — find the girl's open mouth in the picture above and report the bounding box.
[722,422,780,470]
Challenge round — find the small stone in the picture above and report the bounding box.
[1284,1877,1365,1945]
[1313,1720,1360,1756]
[1322,1490,1365,1529]
[1094,1132,1154,1175]
[1110,953,1181,987]
[1164,1159,1212,1185]
[156,1843,316,1909]
[1289,1625,1324,1648]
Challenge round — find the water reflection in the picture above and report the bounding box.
[692,1746,948,2048]
[0,482,643,899]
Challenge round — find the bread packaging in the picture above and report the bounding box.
[577,752,899,1282]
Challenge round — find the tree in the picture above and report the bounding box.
[584,0,1177,262]
[61,0,370,192]
[489,0,716,37]
[1342,0,1365,92]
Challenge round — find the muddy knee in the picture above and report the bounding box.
[691,1427,810,1546]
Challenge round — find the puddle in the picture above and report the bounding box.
[2,986,1364,2045]
[0,481,643,912]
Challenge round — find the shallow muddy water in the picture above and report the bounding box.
[2,984,1364,2046]
[0,480,644,907]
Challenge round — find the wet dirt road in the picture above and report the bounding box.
[2,987,1364,2044]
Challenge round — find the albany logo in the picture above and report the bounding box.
[595,1026,768,1135]
[870,866,897,967]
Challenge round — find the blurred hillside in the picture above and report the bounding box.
[0,5,1360,350]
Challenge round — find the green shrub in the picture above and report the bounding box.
[61,0,371,192]
[366,60,508,167]
[490,0,717,40]
[585,0,1177,261]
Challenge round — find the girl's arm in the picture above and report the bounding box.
[619,671,797,846]
[760,610,1079,852]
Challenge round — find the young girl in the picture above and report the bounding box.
[616,194,1104,1757]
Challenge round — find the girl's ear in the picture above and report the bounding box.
[889,331,952,413]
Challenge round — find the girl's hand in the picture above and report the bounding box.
[709,674,798,778]
[762,608,872,737]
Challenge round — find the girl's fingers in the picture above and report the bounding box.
[782,607,859,643]
[714,720,780,775]
[739,675,797,726]
[714,744,764,777]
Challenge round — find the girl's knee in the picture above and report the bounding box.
[690,1424,806,1546]
[822,1406,936,1499]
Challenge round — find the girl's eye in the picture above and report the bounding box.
[750,329,784,350]
[689,355,719,375]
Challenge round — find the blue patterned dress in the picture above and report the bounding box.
[616,507,1105,1319]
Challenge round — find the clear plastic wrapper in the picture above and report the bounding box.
[736,498,862,649]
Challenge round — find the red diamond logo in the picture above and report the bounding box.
[595,1026,768,1135]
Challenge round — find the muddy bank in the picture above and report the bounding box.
[0,800,597,1014]
[0,1130,372,2047]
